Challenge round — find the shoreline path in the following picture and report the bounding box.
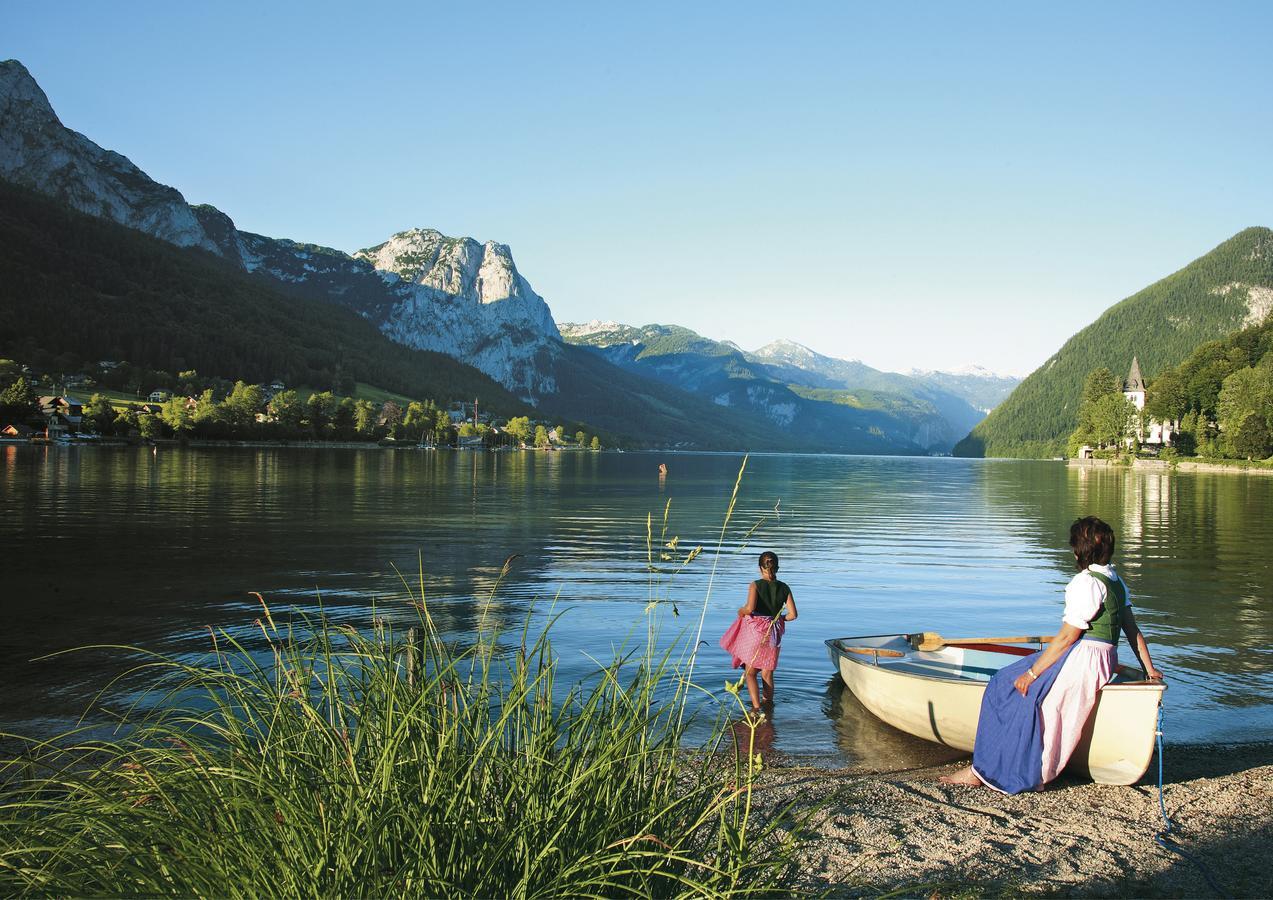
[757,741,1272,897]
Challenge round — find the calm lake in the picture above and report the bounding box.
[2,445,1270,768]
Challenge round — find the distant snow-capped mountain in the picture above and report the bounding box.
[748,338,1020,411]
[909,364,1015,380]
[906,366,1022,413]
[749,339,893,392]
[559,322,1000,452]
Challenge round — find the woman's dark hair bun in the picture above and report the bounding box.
[1070,516,1116,570]
[758,551,779,573]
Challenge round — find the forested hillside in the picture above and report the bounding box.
[955,227,1273,458]
[0,179,531,412]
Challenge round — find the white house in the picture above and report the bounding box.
[1123,357,1174,447]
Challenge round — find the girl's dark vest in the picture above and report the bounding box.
[752,579,791,618]
[1085,570,1126,645]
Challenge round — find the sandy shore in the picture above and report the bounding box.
[755,742,1273,897]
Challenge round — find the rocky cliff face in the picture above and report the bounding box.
[222,226,561,399]
[352,229,561,398]
[0,59,561,400]
[0,60,220,254]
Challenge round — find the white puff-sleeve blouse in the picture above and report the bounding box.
[1061,563,1129,632]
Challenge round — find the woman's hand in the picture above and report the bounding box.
[1010,624,1082,698]
[1145,666,1164,681]
[1013,671,1036,697]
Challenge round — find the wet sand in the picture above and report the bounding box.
[756,742,1273,897]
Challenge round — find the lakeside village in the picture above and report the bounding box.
[0,360,602,452]
[1069,355,1273,465]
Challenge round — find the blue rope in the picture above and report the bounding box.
[1153,704,1230,898]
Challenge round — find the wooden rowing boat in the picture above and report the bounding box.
[825,633,1166,785]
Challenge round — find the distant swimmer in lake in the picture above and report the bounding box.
[940,516,1164,793]
[719,551,798,715]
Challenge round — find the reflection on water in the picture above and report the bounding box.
[822,677,967,772]
[1,446,1270,764]
[728,714,778,762]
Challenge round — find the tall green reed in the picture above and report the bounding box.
[0,460,809,898]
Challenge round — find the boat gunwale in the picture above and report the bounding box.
[825,635,1167,693]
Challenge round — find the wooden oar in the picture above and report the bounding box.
[840,646,906,660]
[909,632,1053,652]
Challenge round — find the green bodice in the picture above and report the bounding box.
[1086,571,1126,645]
[752,579,791,618]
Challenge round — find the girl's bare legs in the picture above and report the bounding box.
[743,665,762,712]
[761,669,775,705]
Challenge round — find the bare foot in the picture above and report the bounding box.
[938,765,982,786]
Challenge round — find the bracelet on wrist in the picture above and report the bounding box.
[1027,667,1038,680]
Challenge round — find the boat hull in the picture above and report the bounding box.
[827,634,1165,786]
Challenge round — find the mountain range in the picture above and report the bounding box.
[560,322,1017,452]
[1,58,1017,452]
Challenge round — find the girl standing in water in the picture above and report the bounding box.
[720,551,798,714]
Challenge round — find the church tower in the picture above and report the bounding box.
[1123,357,1146,411]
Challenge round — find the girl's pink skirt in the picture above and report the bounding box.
[720,615,785,671]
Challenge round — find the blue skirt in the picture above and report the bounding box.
[970,645,1076,794]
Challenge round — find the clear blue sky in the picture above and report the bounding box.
[4,1,1271,376]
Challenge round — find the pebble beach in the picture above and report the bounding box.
[756,742,1273,897]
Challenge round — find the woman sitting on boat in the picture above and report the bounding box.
[941,516,1163,793]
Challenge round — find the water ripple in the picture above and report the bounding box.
[1,445,1270,759]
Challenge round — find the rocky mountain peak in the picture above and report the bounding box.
[753,338,846,367]
[353,228,547,315]
[559,320,627,339]
[0,60,54,119]
[0,59,221,255]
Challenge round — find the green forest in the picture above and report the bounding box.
[1144,314,1273,459]
[955,227,1273,458]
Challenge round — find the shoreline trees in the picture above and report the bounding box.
[1144,316,1273,460]
[2,361,606,452]
[1067,368,1135,455]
